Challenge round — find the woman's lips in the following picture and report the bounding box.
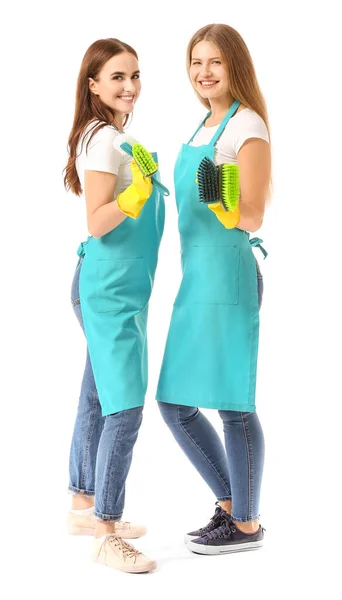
[199,81,218,87]
[118,95,135,103]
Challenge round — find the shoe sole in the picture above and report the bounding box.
[93,556,157,574]
[184,534,198,544]
[187,540,263,555]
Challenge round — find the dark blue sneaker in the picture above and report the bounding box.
[187,516,265,554]
[184,503,230,544]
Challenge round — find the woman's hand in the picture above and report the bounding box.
[207,202,241,229]
[116,160,153,219]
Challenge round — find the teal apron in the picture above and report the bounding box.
[156,102,266,412]
[78,152,165,416]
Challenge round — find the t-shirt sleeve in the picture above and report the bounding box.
[83,126,122,175]
[233,111,270,155]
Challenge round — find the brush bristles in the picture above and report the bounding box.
[197,157,220,204]
[132,144,158,177]
[219,164,240,211]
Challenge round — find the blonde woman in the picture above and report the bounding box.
[157,24,271,555]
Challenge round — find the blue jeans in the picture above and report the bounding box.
[68,258,143,521]
[158,261,265,522]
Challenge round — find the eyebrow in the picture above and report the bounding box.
[191,57,221,61]
[110,70,140,76]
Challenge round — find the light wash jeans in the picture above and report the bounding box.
[68,258,143,521]
[158,260,265,522]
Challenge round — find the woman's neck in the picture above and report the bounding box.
[112,112,125,133]
[206,95,237,126]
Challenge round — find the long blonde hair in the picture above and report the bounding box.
[186,24,271,142]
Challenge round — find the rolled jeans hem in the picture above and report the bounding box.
[68,485,95,496]
[231,515,260,523]
[217,496,232,502]
[94,512,123,522]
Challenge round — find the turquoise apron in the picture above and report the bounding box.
[78,152,165,416]
[156,102,266,412]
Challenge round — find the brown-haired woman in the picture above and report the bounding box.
[65,38,165,573]
[157,24,271,555]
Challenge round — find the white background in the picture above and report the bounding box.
[1,0,341,597]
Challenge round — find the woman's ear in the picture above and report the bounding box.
[88,78,99,95]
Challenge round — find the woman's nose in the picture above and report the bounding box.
[123,79,135,91]
[200,65,212,77]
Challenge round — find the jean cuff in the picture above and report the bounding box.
[68,485,95,496]
[231,514,260,522]
[94,511,123,522]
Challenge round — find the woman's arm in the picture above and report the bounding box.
[236,138,271,233]
[84,170,127,238]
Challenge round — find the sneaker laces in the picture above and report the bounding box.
[198,505,228,535]
[98,534,141,562]
[203,516,235,541]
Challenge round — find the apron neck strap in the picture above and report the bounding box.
[187,112,211,144]
[209,99,241,147]
[187,99,241,146]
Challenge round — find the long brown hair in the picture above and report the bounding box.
[186,24,270,139]
[64,38,138,196]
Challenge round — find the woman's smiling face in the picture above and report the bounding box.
[89,52,141,115]
[190,41,230,101]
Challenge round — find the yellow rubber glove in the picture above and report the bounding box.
[116,159,153,219]
[208,202,240,229]
[195,169,240,229]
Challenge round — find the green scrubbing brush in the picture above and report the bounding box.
[131,143,158,176]
[218,163,240,211]
[120,137,170,196]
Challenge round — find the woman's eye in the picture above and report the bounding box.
[192,61,220,65]
[113,76,123,80]
[133,74,140,79]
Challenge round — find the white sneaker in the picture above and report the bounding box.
[93,534,157,574]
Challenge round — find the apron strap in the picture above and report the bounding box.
[249,237,268,259]
[77,241,87,258]
[76,237,91,264]
[186,99,241,146]
[209,100,241,147]
[187,113,211,144]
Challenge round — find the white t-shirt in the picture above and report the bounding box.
[76,121,132,200]
[189,108,269,166]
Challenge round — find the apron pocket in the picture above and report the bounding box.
[175,245,240,306]
[96,258,152,313]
